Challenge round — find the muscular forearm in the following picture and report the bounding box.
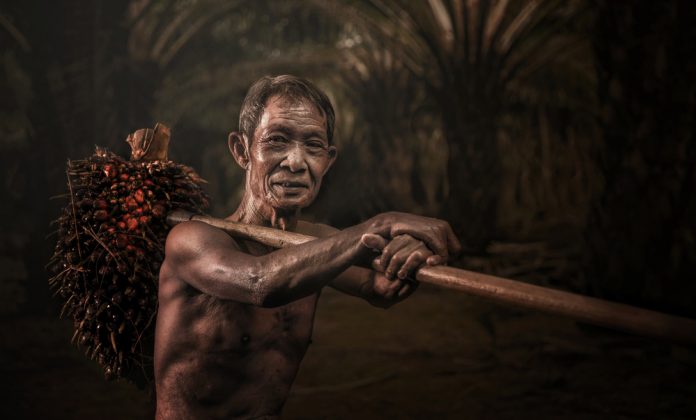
[167,212,455,307]
[252,223,376,306]
[167,219,386,307]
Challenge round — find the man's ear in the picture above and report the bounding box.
[228,131,249,170]
[324,145,338,175]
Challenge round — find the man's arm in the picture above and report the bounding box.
[164,213,459,308]
[165,220,373,307]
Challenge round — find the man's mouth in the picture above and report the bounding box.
[271,180,309,194]
[275,181,307,188]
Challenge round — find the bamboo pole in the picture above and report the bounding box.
[167,210,696,345]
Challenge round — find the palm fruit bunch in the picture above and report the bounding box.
[47,124,209,387]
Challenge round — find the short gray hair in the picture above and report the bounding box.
[239,75,335,144]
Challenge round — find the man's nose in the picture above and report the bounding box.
[281,143,308,173]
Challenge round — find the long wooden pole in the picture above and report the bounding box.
[167,210,696,345]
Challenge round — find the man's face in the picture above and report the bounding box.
[245,95,336,211]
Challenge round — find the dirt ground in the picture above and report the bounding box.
[2,284,695,419]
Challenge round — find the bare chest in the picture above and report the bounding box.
[186,291,319,355]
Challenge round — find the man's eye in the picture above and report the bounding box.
[269,136,287,143]
[307,142,325,150]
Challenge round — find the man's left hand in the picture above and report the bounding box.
[360,233,448,304]
[361,233,442,280]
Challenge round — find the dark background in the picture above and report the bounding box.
[1,1,695,418]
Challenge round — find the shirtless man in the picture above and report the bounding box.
[154,75,461,419]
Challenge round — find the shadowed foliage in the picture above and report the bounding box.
[312,0,596,250]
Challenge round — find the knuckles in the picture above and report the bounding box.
[373,211,457,273]
[410,250,426,260]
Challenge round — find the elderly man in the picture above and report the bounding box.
[154,75,461,419]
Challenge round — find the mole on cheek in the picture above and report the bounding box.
[241,334,250,345]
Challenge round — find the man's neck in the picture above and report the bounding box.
[227,192,299,231]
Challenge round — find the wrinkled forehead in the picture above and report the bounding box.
[265,94,327,121]
[255,94,328,136]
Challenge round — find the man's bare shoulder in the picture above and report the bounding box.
[295,220,339,238]
[165,220,240,260]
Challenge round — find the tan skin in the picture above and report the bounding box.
[154,95,461,419]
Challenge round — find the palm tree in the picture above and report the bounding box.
[315,0,592,249]
[308,31,447,225]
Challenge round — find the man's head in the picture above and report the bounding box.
[229,75,337,213]
[238,75,335,146]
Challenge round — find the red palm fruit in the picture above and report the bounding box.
[116,234,129,249]
[127,218,139,231]
[103,165,118,178]
[94,210,109,221]
[134,189,145,204]
[151,204,166,218]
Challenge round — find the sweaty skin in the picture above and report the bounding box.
[154,95,460,419]
[156,221,369,419]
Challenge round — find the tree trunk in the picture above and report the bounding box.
[443,95,501,252]
[586,0,696,316]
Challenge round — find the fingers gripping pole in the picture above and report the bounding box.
[167,211,696,345]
